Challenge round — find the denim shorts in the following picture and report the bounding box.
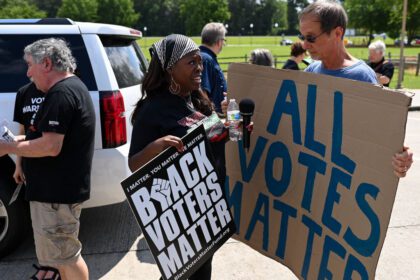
[30,201,83,266]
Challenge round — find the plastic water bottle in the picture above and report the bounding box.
[227,99,242,141]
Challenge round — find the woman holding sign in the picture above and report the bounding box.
[129,34,228,280]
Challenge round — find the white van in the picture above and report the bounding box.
[0,18,148,257]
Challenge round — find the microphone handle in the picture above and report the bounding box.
[242,115,251,150]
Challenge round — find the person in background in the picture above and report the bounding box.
[282,41,307,70]
[13,82,44,185]
[368,40,394,87]
[129,34,229,280]
[298,0,412,177]
[200,22,228,115]
[250,48,274,67]
[0,38,95,280]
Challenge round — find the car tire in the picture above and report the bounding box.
[0,156,30,258]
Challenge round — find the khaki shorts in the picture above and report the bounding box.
[30,201,83,267]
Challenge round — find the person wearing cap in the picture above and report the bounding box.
[128,34,229,280]
[368,40,394,87]
[298,0,413,177]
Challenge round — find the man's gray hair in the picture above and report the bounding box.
[24,38,76,73]
[368,40,386,55]
[201,22,227,46]
[299,0,347,39]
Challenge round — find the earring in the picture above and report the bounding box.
[169,76,180,95]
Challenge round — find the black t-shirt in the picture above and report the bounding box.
[282,59,299,70]
[13,82,45,132]
[368,58,394,87]
[23,76,96,203]
[129,91,227,181]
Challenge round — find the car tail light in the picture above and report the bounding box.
[99,90,127,148]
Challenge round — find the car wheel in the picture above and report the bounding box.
[0,158,30,258]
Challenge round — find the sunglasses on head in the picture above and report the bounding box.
[298,31,326,43]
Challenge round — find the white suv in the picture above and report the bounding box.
[0,18,148,257]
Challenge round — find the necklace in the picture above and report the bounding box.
[184,94,195,110]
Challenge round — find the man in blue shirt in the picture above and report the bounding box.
[200,22,227,114]
[298,0,412,177]
[300,2,376,84]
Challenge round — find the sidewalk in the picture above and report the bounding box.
[406,88,419,111]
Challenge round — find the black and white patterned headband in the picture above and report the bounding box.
[150,34,199,71]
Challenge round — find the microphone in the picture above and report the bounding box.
[239,99,255,151]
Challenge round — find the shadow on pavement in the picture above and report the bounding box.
[79,200,157,278]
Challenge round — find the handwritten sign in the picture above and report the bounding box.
[225,63,411,279]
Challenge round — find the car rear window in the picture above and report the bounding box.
[0,34,97,92]
[100,36,147,89]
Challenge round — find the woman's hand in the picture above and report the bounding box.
[392,146,413,178]
[128,135,184,172]
[153,135,185,153]
[221,92,228,118]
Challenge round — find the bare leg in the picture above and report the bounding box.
[57,256,89,280]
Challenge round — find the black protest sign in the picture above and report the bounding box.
[121,125,236,280]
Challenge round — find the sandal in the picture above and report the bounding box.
[41,266,61,280]
[30,264,44,280]
[30,264,61,280]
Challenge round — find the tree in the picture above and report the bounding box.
[98,0,139,26]
[134,0,185,36]
[134,0,185,35]
[287,0,307,34]
[252,0,280,35]
[57,0,98,22]
[179,0,230,35]
[272,0,287,34]
[227,0,258,35]
[0,0,46,18]
[388,0,420,45]
[345,0,391,45]
[32,0,62,17]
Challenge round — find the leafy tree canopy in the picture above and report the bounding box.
[179,0,230,35]
[0,0,46,18]
[97,0,139,27]
[57,0,98,22]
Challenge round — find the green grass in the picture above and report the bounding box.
[139,36,420,89]
[389,69,419,89]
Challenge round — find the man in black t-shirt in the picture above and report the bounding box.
[13,82,44,184]
[368,40,394,87]
[0,38,95,280]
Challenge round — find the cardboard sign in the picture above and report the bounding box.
[122,125,236,280]
[225,63,412,280]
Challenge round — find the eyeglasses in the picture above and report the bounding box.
[298,31,326,43]
[221,38,227,45]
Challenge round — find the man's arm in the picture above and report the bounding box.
[13,124,26,184]
[376,61,394,86]
[376,72,391,86]
[0,132,64,158]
